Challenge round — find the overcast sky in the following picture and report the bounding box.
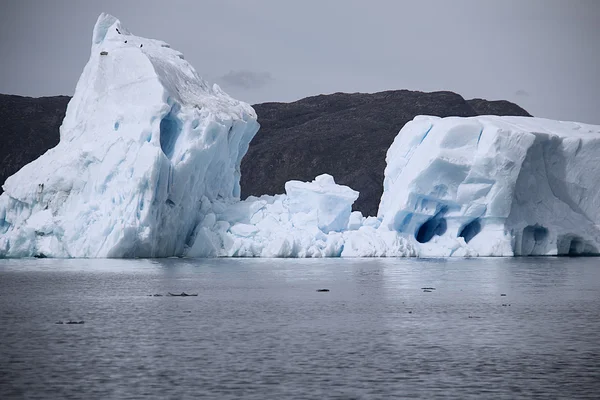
[1,0,598,123]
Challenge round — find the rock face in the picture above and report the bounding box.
[466,98,529,116]
[0,91,530,216]
[0,95,70,197]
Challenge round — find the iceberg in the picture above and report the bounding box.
[1,14,600,258]
[0,14,259,257]
[378,115,600,256]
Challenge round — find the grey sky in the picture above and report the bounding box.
[0,0,598,124]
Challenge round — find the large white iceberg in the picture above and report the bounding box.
[1,14,600,258]
[0,14,258,257]
[378,115,600,256]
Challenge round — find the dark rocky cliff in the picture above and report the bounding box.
[0,90,530,216]
[0,94,70,195]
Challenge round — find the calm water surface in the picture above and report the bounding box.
[0,257,599,399]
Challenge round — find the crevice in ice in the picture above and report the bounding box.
[574,139,582,157]
[419,124,433,144]
[476,127,484,146]
[415,207,448,243]
[458,218,481,243]
[0,218,9,234]
[159,103,182,159]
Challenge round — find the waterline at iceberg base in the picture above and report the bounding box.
[1,14,600,258]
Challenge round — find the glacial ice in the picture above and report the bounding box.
[1,14,600,258]
[378,115,600,256]
[0,14,259,257]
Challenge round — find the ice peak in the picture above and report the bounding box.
[92,13,122,45]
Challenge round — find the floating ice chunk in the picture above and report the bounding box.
[285,174,359,233]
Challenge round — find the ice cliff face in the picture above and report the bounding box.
[0,14,258,257]
[378,116,600,256]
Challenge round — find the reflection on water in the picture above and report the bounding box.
[0,257,599,399]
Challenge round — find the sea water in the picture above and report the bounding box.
[1,257,599,399]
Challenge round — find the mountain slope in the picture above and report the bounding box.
[0,94,70,198]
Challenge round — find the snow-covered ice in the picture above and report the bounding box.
[0,14,258,257]
[1,14,600,258]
